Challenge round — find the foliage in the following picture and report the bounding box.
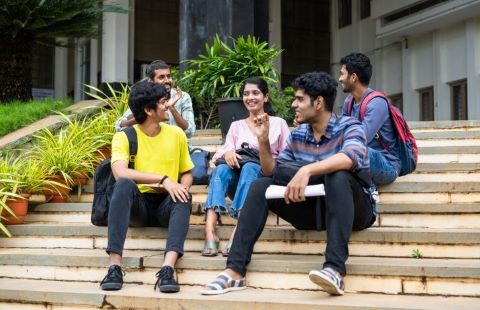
[0,98,73,137]
[179,35,282,129]
[84,83,129,147]
[30,113,104,185]
[0,177,21,237]
[411,249,423,259]
[0,0,127,102]
[0,154,48,195]
[269,86,295,126]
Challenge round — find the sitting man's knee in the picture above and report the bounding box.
[114,178,137,190]
[325,170,350,184]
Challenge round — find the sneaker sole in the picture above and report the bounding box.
[159,284,180,293]
[101,282,123,291]
[308,271,344,296]
[200,286,246,295]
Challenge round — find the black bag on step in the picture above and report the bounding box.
[91,127,137,226]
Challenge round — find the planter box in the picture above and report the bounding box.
[217,97,248,138]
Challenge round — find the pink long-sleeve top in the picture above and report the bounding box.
[211,116,290,162]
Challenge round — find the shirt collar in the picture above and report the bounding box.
[306,114,337,142]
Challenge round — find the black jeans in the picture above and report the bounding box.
[226,170,375,276]
[106,178,192,257]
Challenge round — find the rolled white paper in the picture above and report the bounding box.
[265,184,325,199]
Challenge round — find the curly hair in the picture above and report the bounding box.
[340,53,372,85]
[291,72,338,112]
[128,79,168,124]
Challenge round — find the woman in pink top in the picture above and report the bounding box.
[202,77,290,257]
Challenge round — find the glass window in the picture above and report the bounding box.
[338,0,352,28]
[360,0,371,19]
[450,80,468,120]
[389,93,403,114]
[419,87,434,121]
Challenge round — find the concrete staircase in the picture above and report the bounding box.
[1,120,479,309]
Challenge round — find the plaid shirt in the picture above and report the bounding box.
[278,113,377,214]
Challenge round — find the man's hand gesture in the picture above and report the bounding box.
[166,87,182,109]
[162,177,190,203]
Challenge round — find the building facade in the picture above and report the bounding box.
[34,0,480,121]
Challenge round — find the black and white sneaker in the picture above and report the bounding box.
[100,265,124,291]
[155,266,180,293]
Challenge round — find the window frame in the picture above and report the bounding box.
[450,79,468,120]
[418,87,434,121]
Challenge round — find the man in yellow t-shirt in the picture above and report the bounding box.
[100,80,194,294]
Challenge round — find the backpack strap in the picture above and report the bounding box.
[358,91,393,152]
[346,95,354,116]
[122,126,138,169]
[358,91,388,121]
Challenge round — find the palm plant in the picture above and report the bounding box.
[0,0,126,102]
[180,35,282,129]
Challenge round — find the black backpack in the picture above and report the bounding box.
[91,127,137,226]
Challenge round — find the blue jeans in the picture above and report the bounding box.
[205,162,261,218]
[369,148,398,185]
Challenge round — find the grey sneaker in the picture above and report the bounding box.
[308,268,345,295]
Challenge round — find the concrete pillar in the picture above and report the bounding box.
[54,39,68,99]
[179,0,268,70]
[89,39,98,93]
[101,0,129,87]
[466,18,480,119]
[73,39,82,102]
[128,0,135,84]
[269,0,282,78]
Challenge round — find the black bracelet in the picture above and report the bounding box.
[160,175,168,185]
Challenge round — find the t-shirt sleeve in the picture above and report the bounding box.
[178,131,195,174]
[111,131,129,164]
[362,97,389,143]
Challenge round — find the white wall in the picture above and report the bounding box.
[330,0,480,120]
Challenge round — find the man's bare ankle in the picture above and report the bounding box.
[225,268,243,280]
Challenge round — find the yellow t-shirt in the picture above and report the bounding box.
[111,124,194,193]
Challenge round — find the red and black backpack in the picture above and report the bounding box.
[347,91,418,176]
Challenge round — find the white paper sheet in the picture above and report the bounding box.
[265,184,325,199]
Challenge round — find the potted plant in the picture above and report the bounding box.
[181,35,282,135]
[30,115,103,202]
[0,175,23,231]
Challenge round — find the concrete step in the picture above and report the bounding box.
[2,223,479,259]
[26,202,480,229]
[79,173,480,195]
[0,249,479,296]
[0,279,478,310]
[406,120,480,129]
